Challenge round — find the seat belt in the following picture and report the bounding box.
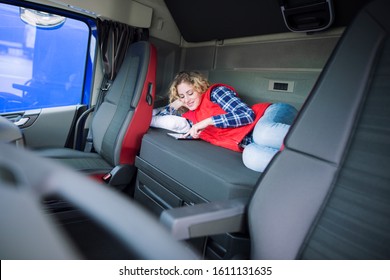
[83,76,112,152]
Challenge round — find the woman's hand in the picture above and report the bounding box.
[170,99,185,110]
[184,117,213,138]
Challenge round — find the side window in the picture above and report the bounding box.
[0,3,90,113]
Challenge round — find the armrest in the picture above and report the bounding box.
[160,198,248,240]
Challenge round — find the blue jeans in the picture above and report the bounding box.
[242,103,298,172]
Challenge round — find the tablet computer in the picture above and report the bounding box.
[167,132,199,140]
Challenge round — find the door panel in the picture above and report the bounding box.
[2,105,81,148]
[0,2,96,149]
[22,105,82,148]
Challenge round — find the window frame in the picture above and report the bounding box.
[0,0,97,113]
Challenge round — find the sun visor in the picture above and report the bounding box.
[48,0,153,28]
[128,1,153,28]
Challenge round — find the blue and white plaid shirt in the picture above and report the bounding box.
[155,85,255,147]
[210,86,255,128]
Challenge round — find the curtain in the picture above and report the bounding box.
[96,18,147,83]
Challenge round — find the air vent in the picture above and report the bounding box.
[268,80,294,92]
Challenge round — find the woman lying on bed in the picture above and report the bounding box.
[151,71,297,172]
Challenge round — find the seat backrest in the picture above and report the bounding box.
[249,0,390,259]
[91,41,156,166]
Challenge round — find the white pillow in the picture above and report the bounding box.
[150,115,190,133]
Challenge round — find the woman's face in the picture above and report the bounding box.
[177,82,202,111]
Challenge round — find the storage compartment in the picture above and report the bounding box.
[135,170,184,215]
[206,233,251,260]
[134,159,207,215]
[135,167,252,259]
[134,128,259,259]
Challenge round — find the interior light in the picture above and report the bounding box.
[20,7,66,28]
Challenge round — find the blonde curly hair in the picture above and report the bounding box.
[168,71,210,113]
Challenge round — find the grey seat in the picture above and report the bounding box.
[39,41,156,187]
[248,0,390,259]
[136,128,260,202]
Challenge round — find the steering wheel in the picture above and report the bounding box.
[0,139,197,259]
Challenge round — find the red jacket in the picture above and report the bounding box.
[183,84,271,152]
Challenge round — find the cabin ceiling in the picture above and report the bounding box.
[164,0,373,42]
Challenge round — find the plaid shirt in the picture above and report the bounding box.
[156,85,255,146]
[210,86,255,128]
